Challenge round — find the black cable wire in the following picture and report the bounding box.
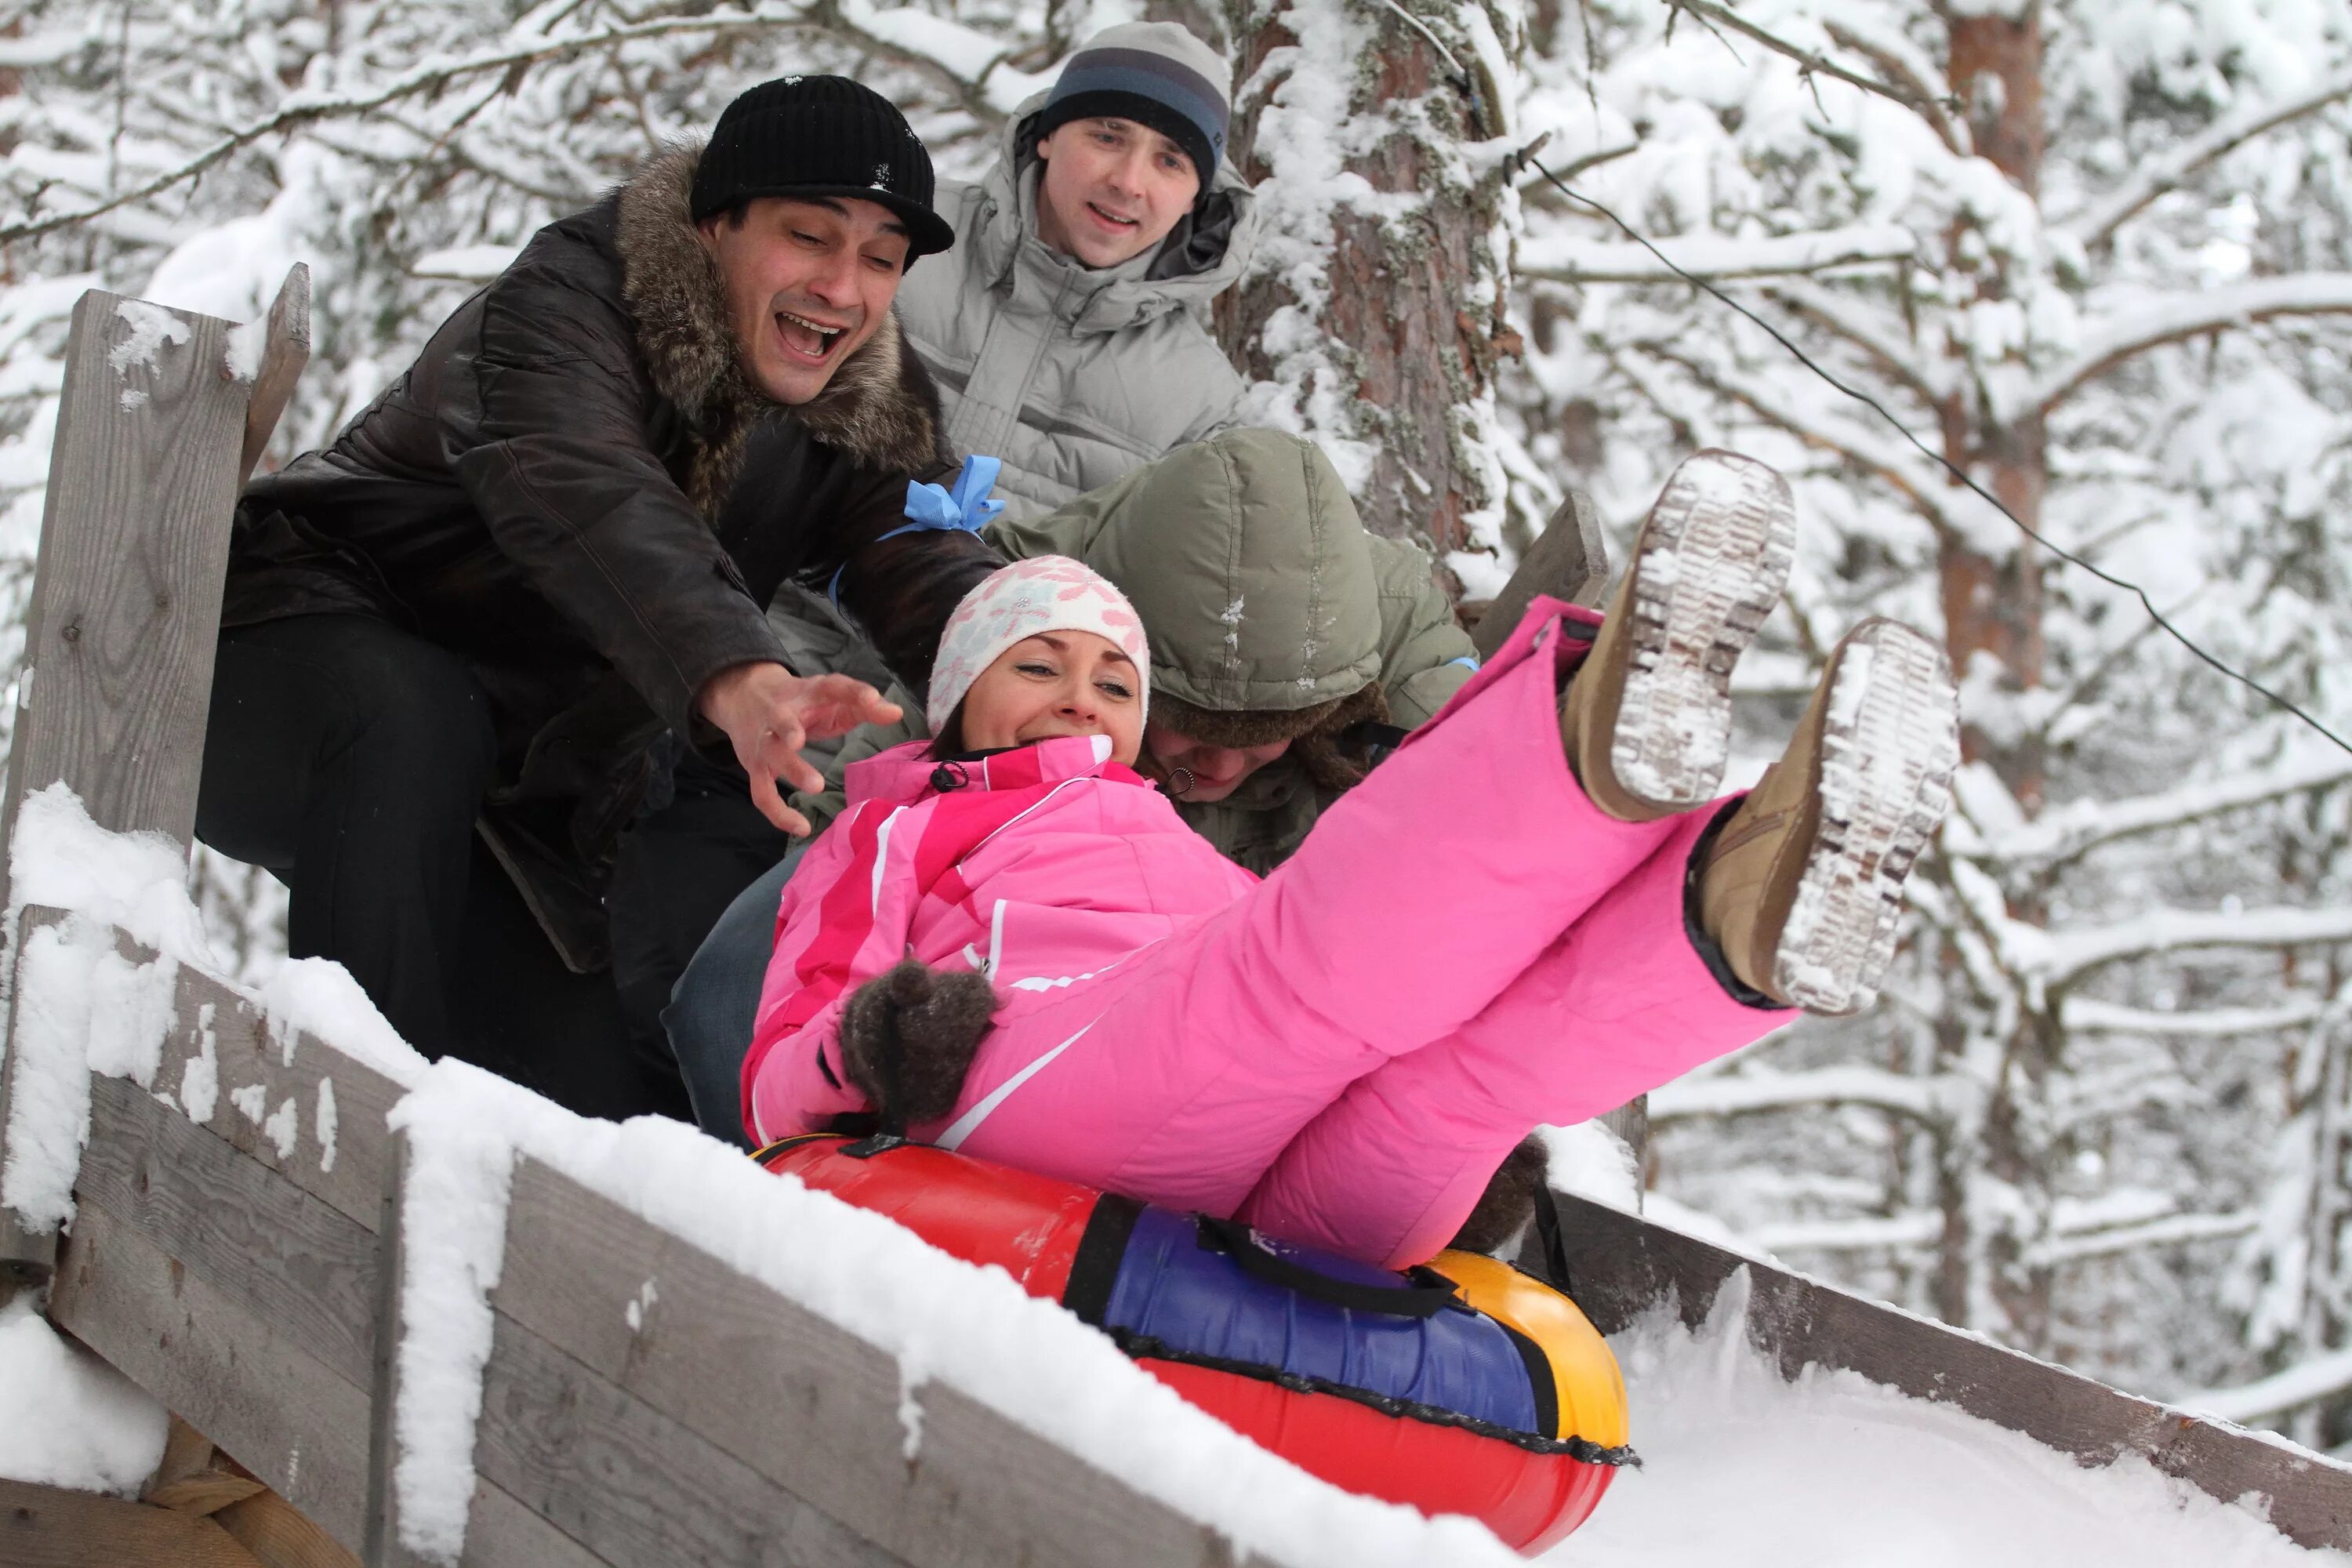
[1528,159,2352,760]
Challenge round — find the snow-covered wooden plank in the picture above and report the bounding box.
[0,280,299,1288]
[73,1074,379,1387]
[1538,1189,2352,1552]
[488,1157,1255,1568]
[0,1475,267,1566]
[148,950,410,1236]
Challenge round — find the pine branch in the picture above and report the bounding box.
[2189,1345,2352,1426]
[2063,997,2327,1037]
[1660,0,1955,125]
[1962,753,2352,872]
[1642,343,1959,535]
[2031,273,2352,412]
[2027,1208,2256,1266]
[2042,904,2352,987]
[2063,67,2352,251]
[1761,274,1946,405]
[1649,1063,1965,1125]
[1819,17,1965,154]
[1519,220,1919,284]
[0,2,1022,246]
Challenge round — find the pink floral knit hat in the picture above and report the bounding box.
[927,557,1152,732]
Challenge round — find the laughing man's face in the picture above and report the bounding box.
[699,195,910,405]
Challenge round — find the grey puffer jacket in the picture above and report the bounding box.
[893,97,1261,518]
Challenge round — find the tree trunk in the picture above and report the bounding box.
[1941,2,2049,809]
[1215,0,1525,555]
[1938,2,2059,1349]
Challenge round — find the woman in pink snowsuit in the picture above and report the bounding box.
[743,452,1962,1270]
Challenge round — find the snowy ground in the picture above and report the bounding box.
[1549,1276,2341,1567]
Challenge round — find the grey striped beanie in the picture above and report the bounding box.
[1033,22,1232,183]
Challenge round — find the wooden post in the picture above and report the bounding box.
[1468,490,1609,660]
[0,266,308,1293]
[1597,1096,1649,1211]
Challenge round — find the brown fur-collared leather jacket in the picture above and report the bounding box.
[223,144,1001,970]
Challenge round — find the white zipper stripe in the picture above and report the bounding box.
[934,1019,1096,1152]
[869,806,906,917]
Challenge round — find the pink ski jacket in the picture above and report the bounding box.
[741,735,1256,1145]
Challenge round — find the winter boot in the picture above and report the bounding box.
[1698,618,1962,1015]
[1559,450,1798,820]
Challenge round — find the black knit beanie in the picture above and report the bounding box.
[691,75,956,261]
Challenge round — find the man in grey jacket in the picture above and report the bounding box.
[893,21,1260,517]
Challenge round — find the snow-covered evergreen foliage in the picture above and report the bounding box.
[1508,0,2352,1439]
[6,0,2352,1448]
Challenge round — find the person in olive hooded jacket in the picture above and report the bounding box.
[198,78,1002,1116]
[662,429,1478,1140]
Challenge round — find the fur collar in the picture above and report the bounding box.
[613,141,943,510]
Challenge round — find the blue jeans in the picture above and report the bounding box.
[662,843,808,1148]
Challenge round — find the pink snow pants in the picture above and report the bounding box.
[922,602,1789,1269]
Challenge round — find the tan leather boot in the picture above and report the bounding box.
[1700,618,1961,1014]
[1560,450,1796,820]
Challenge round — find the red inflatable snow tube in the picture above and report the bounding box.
[759,1133,1632,1554]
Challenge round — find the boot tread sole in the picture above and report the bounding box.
[1610,452,1798,809]
[1773,620,1961,1014]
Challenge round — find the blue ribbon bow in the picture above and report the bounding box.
[829,456,1007,611]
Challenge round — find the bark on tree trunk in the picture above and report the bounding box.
[1936,1,2059,1350]
[1941,2,2049,809]
[1214,0,1525,554]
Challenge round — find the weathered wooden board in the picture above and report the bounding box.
[48,1199,372,1551]
[0,288,249,860]
[146,938,411,1233]
[492,1158,1252,1568]
[0,279,289,1285]
[74,1073,379,1387]
[1468,488,1610,659]
[462,1477,615,1568]
[476,1311,910,1568]
[0,1476,267,1567]
[1539,1189,2352,1552]
[238,266,311,485]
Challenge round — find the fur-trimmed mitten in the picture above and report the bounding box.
[837,960,1000,1128]
[1445,1134,1552,1254]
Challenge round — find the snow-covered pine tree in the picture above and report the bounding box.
[1508,0,2352,1409]
[1211,0,1547,573]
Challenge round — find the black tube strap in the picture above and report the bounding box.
[1194,1216,1463,1319]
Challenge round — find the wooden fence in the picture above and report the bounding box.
[2,279,2348,1566]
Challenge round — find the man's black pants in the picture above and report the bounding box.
[195,614,782,1121]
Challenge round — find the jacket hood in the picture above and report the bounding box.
[993,429,1383,714]
[961,94,1260,336]
[614,141,944,506]
[843,734,1138,810]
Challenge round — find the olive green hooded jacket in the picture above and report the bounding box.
[796,430,1476,872]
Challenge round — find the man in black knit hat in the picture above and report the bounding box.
[199,76,1000,1118]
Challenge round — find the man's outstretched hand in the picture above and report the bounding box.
[699,661,902,836]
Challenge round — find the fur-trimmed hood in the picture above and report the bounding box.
[613,142,945,505]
